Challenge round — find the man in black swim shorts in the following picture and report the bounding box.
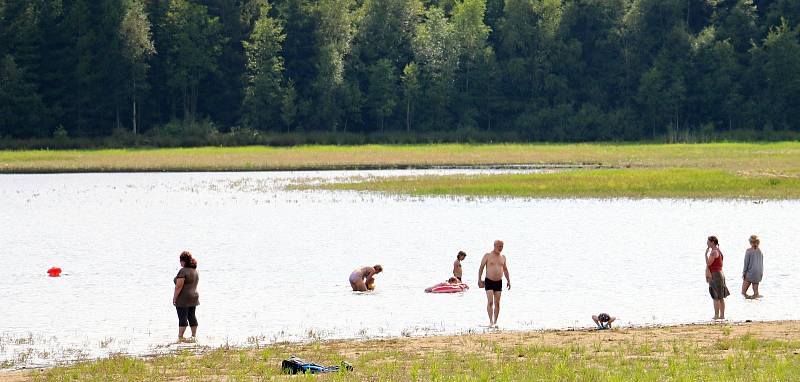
[483,277,502,291]
[478,240,511,327]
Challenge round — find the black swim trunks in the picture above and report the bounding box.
[484,278,502,292]
[598,313,610,322]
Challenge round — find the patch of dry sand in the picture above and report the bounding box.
[315,320,800,360]
[4,320,799,381]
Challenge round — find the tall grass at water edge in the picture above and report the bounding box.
[27,332,800,381]
[307,168,800,199]
[2,142,800,174]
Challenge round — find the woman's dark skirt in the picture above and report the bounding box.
[709,271,730,300]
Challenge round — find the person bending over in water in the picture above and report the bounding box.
[592,313,616,330]
[478,240,510,327]
[173,251,200,343]
[742,235,764,299]
[453,251,466,282]
[349,265,382,291]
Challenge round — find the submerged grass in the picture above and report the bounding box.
[307,168,800,199]
[21,323,800,381]
[2,142,800,174]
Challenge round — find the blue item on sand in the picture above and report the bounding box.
[282,356,353,374]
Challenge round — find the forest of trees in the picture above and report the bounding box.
[2,0,800,144]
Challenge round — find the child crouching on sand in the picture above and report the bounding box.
[592,313,616,330]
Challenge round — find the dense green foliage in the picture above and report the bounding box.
[2,0,800,142]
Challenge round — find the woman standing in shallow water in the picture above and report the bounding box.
[742,235,764,299]
[173,251,200,342]
[705,236,730,320]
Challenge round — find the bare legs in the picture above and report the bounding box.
[485,291,493,325]
[485,291,502,327]
[713,298,726,320]
[742,280,752,298]
[493,291,502,325]
[742,280,762,299]
[178,326,187,341]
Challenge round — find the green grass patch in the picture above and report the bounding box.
[25,332,800,381]
[307,168,800,199]
[2,142,800,174]
[5,143,800,198]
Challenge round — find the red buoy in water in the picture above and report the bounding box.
[47,267,62,277]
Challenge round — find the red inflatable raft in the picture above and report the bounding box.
[425,283,469,293]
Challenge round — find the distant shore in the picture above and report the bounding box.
[0,142,796,173]
[4,143,800,198]
[6,320,800,381]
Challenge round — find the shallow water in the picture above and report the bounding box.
[1,170,798,367]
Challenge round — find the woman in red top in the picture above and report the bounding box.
[705,236,730,320]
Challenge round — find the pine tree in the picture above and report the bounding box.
[273,0,316,127]
[367,59,397,132]
[757,18,800,130]
[312,0,356,130]
[401,62,420,131]
[163,0,225,125]
[0,55,47,137]
[412,6,457,129]
[119,0,155,134]
[242,1,285,130]
[452,0,491,127]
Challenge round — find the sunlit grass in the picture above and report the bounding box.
[306,168,800,199]
[4,142,800,198]
[2,142,800,174]
[25,329,800,381]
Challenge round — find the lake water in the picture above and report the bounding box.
[1,170,798,368]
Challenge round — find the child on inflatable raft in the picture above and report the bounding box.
[425,277,469,293]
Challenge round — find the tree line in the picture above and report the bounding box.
[2,0,800,143]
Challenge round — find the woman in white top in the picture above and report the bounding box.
[742,235,764,299]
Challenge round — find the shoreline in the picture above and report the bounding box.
[0,318,762,370]
[0,163,607,175]
[5,319,800,381]
[4,143,800,198]
[2,142,799,174]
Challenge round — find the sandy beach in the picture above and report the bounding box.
[5,320,800,381]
